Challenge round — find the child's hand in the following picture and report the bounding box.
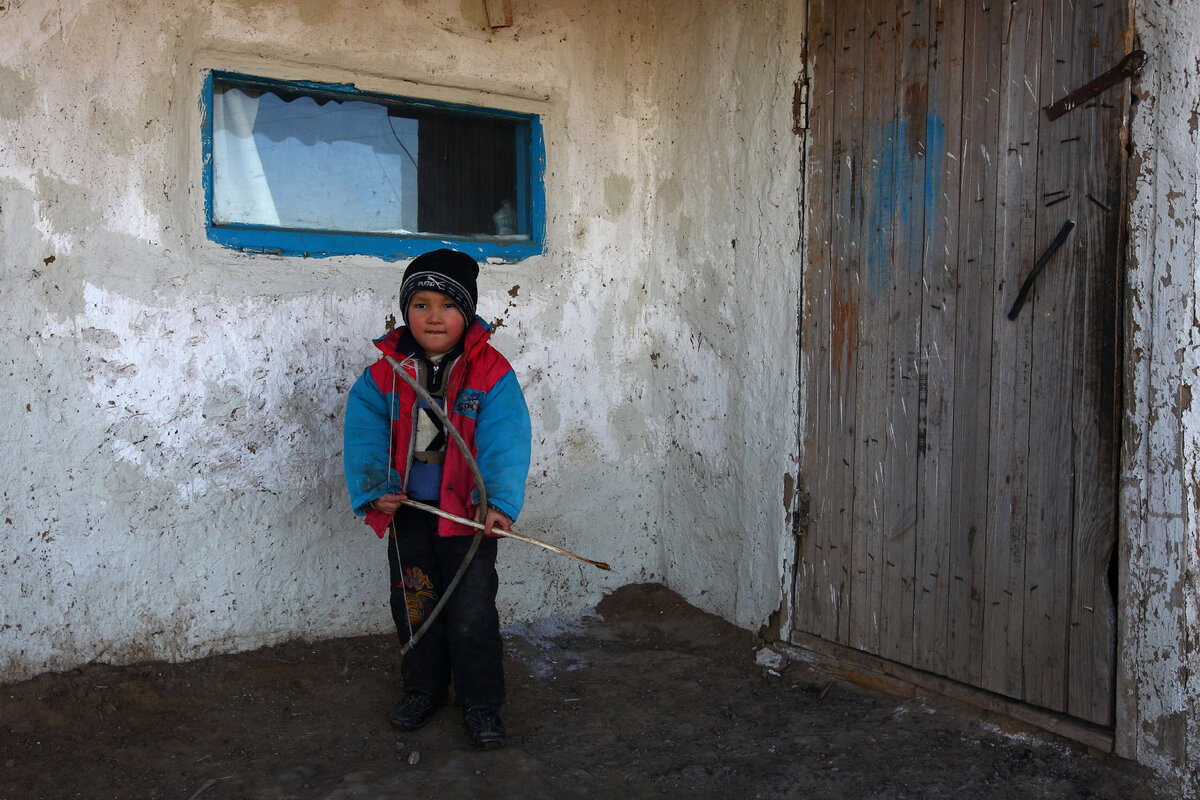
[370,493,407,515]
[484,507,512,536]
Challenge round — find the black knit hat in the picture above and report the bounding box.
[399,249,480,326]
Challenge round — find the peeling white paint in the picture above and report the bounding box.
[1121,1,1200,796]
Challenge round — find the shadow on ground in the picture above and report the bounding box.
[0,583,1174,799]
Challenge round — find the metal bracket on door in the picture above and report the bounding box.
[792,491,812,539]
[1043,50,1147,121]
[1007,220,1076,321]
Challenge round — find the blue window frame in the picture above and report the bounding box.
[201,71,545,261]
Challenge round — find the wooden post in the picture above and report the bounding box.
[484,0,512,29]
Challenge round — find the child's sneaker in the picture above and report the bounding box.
[389,691,445,731]
[462,704,505,749]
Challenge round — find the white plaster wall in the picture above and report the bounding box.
[0,0,803,681]
[640,2,806,631]
[1122,1,1200,795]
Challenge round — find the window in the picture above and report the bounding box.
[201,72,545,261]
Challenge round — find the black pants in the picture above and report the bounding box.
[387,504,505,708]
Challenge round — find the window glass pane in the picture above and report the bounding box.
[210,79,531,242]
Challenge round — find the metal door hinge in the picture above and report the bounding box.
[793,76,809,134]
[793,491,812,538]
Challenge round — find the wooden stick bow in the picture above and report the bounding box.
[399,497,611,571]
[385,354,486,656]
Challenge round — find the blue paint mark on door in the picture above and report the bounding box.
[864,111,945,298]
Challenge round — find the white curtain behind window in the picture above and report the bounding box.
[213,88,280,226]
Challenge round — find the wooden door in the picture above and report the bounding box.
[795,0,1127,726]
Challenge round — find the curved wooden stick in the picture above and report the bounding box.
[385,354,486,655]
[399,497,612,571]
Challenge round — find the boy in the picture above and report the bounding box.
[343,248,531,749]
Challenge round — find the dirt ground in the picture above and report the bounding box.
[0,583,1175,799]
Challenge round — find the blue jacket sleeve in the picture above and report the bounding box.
[343,366,402,515]
[472,369,532,523]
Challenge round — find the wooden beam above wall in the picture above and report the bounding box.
[485,0,513,28]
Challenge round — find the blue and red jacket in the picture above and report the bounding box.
[343,316,531,538]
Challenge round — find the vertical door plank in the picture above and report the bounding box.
[1065,0,1123,726]
[980,0,1043,700]
[1022,0,1083,715]
[796,0,842,643]
[879,0,929,665]
[912,0,966,676]
[825,0,870,645]
[945,0,1004,689]
[848,0,897,654]
[829,0,869,645]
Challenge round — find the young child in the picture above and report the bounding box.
[342,248,531,749]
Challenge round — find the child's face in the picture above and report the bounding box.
[407,290,467,356]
